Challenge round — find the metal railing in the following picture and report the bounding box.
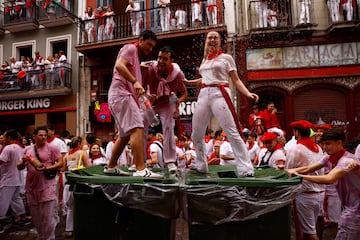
[0,65,71,93]
[2,0,73,26]
[248,0,293,29]
[3,3,38,25]
[79,0,224,45]
[248,0,360,31]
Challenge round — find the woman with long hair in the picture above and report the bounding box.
[187,31,259,177]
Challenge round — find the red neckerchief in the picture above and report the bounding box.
[207,50,223,60]
[297,137,319,153]
[248,142,254,150]
[91,154,103,161]
[12,141,24,148]
[204,136,211,143]
[270,143,283,152]
[134,42,139,48]
[112,139,116,143]
[47,135,55,143]
[329,149,346,167]
[68,147,80,155]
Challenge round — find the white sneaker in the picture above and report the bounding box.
[128,164,136,172]
[167,163,178,176]
[104,166,131,176]
[133,168,163,178]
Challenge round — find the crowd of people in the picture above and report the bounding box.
[82,0,220,44]
[253,0,359,29]
[0,29,359,239]
[0,50,68,90]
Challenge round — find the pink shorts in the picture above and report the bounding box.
[109,95,144,137]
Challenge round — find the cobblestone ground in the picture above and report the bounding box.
[1,214,336,240]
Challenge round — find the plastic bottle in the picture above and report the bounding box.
[169,92,180,119]
[139,95,160,127]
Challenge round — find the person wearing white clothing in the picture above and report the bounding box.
[146,134,165,168]
[327,0,340,22]
[192,0,202,27]
[175,7,186,29]
[186,31,258,177]
[158,0,171,31]
[255,0,268,28]
[256,132,286,169]
[219,139,238,167]
[342,0,353,21]
[84,7,95,43]
[299,0,311,24]
[125,0,143,36]
[206,0,217,25]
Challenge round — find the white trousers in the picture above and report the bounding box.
[191,87,254,176]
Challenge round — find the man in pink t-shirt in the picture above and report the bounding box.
[18,126,63,240]
[287,128,360,240]
[142,45,187,176]
[104,30,162,178]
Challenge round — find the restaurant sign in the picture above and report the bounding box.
[0,98,51,111]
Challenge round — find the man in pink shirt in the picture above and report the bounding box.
[287,128,360,240]
[0,129,30,234]
[142,45,187,176]
[17,126,64,240]
[104,30,162,178]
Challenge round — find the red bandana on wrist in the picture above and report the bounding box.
[328,149,346,167]
[207,50,223,60]
[297,138,319,153]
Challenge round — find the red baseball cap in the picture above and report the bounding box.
[261,132,278,142]
[290,120,313,130]
[314,124,332,130]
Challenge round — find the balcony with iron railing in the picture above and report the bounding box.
[1,0,75,32]
[0,64,72,95]
[247,0,360,39]
[77,0,225,48]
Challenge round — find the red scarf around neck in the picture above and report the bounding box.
[297,137,319,153]
[329,149,346,167]
[248,142,254,150]
[47,135,56,143]
[68,147,80,155]
[207,50,223,60]
[13,140,24,148]
[270,143,283,152]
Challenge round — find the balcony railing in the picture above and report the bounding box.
[79,0,224,45]
[2,0,74,31]
[0,65,71,93]
[248,0,360,31]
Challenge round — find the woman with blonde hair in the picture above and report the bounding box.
[187,31,259,177]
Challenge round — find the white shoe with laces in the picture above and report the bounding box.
[133,168,163,178]
[103,166,131,176]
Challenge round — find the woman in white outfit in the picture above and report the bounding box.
[62,137,91,237]
[187,31,259,177]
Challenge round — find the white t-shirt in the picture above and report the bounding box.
[256,147,285,168]
[199,53,237,85]
[219,141,237,166]
[48,137,68,154]
[105,141,128,166]
[150,140,164,168]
